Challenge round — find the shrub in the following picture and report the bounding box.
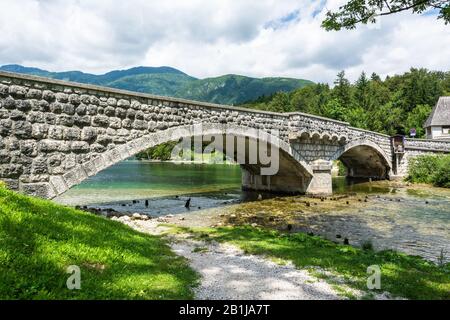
[406,155,450,188]
[337,160,347,176]
[431,156,450,188]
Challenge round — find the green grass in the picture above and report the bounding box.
[0,185,199,299]
[170,225,450,300]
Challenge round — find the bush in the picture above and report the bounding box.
[406,155,450,187]
[337,160,347,176]
[432,156,450,188]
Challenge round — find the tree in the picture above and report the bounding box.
[267,92,292,112]
[322,98,348,122]
[290,83,332,115]
[237,68,446,138]
[370,102,404,135]
[404,104,433,137]
[345,106,369,129]
[355,71,370,109]
[385,68,444,112]
[333,71,352,107]
[371,72,382,82]
[322,0,450,31]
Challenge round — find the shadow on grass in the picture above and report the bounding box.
[0,187,199,300]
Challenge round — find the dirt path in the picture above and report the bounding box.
[119,218,342,300]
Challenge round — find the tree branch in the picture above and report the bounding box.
[352,0,431,26]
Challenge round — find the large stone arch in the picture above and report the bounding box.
[48,123,314,198]
[331,139,392,179]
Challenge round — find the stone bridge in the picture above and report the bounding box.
[1,71,450,198]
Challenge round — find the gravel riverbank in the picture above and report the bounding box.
[118,218,343,300]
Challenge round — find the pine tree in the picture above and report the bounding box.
[355,71,369,109]
[333,71,352,107]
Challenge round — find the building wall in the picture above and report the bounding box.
[431,126,443,139]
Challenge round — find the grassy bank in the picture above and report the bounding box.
[0,184,198,299]
[170,225,450,300]
[406,154,450,188]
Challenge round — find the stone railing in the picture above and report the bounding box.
[405,138,450,152]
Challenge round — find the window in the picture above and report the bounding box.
[443,126,450,135]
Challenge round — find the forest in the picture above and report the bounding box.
[242,68,450,138]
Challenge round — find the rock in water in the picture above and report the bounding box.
[185,198,191,208]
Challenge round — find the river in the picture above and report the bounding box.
[55,160,450,263]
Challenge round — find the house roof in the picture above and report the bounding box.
[424,96,450,127]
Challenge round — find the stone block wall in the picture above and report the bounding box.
[1,71,450,197]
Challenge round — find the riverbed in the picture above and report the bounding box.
[55,160,450,263]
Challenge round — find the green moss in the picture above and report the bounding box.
[0,186,199,299]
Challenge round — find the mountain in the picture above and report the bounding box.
[0,64,313,105]
[175,74,312,105]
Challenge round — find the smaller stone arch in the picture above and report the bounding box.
[331,139,392,179]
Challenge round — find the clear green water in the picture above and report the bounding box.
[55,161,450,261]
[56,161,242,206]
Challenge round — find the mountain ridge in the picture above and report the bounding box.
[0,64,314,105]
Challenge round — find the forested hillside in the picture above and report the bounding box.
[176,74,313,105]
[242,68,450,138]
[0,64,312,105]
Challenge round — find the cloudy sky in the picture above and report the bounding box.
[0,0,448,84]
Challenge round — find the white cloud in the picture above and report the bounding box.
[0,0,448,84]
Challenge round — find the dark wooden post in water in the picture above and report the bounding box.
[185,198,191,208]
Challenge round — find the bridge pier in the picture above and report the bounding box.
[306,160,333,196]
[241,160,333,196]
[241,167,309,194]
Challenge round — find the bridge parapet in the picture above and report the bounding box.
[405,138,450,152]
[288,112,350,140]
[0,70,290,137]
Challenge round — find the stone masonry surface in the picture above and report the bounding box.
[0,71,449,197]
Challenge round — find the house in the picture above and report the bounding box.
[424,97,450,140]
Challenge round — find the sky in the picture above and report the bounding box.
[0,0,449,84]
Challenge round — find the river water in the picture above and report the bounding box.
[55,160,450,263]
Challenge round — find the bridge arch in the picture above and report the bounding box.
[48,123,314,198]
[331,139,392,179]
